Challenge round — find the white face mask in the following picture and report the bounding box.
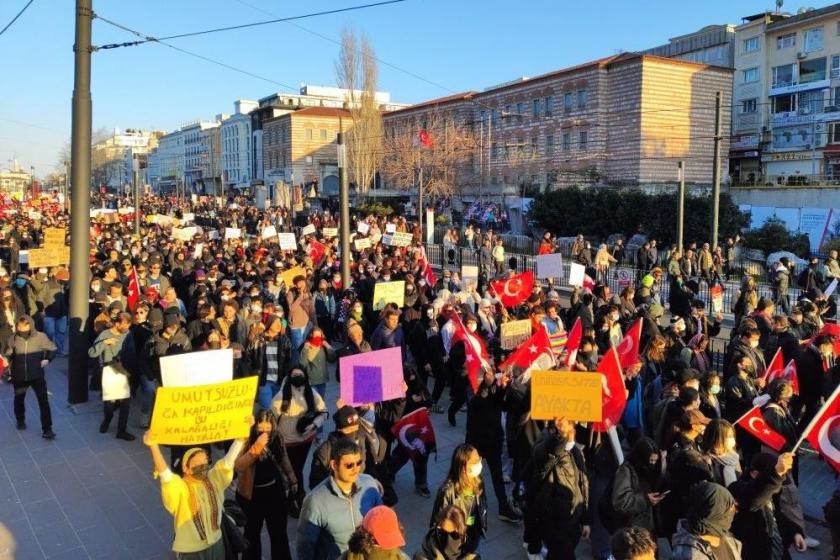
[610,313,619,322]
[426,309,435,319]
[251,305,262,314]
[564,440,576,451]
[467,324,477,333]
[749,340,759,349]
[725,437,737,451]
[468,462,482,478]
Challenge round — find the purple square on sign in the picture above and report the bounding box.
[353,365,383,403]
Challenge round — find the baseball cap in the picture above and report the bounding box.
[680,409,711,429]
[362,506,405,550]
[333,406,359,430]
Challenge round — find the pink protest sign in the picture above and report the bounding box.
[339,347,405,406]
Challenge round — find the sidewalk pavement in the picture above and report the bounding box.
[0,358,833,560]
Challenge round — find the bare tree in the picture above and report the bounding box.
[335,27,383,194]
[381,110,478,198]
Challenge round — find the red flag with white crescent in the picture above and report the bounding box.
[766,358,800,395]
[617,318,643,370]
[499,325,555,378]
[592,347,627,432]
[762,347,784,384]
[490,271,535,309]
[308,240,326,266]
[736,405,787,452]
[126,267,140,312]
[564,317,583,367]
[803,386,840,473]
[451,314,491,392]
[391,407,436,459]
[418,129,434,148]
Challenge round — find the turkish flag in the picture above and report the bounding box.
[418,129,434,148]
[803,387,840,473]
[593,347,627,432]
[583,274,596,292]
[499,326,555,379]
[564,317,583,367]
[490,271,535,309]
[126,267,140,312]
[804,323,840,355]
[391,407,437,459]
[451,314,491,392]
[418,253,437,287]
[766,359,800,395]
[763,347,784,384]
[308,240,326,266]
[617,318,643,370]
[736,405,787,452]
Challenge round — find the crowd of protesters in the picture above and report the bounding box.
[2,190,840,560]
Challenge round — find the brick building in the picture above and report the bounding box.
[382,53,733,195]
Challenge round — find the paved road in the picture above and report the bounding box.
[0,358,834,560]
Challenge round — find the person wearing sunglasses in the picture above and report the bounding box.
[296,439,383,560]
[414,505,475,560]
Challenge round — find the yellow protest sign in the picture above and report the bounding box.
[530,371,602,422]
[373,280,405,310]
[501,319,532,350]
[43,228,65,247]
[148,376,258,445]
[28,246,70,268]
[279,266,306,287]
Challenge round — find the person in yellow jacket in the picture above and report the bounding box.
[143,420,251,559]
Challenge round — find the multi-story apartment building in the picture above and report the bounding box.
[0,161,31,199]
[731,5,840,186]
[148,130,183,193]
[92,129,161,190]
[383,53,733,195]
[181,120,223,194]
[643,24,737,68]
[221,100,258,190]
[261,107,350,199]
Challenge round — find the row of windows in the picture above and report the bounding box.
[265,127,337,144]
[743,54,840,86]
[480,91,589,129]
[489,129,589,159]
[744,24,834,54]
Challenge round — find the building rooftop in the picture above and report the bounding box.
[767,3,840,30]
[289,107,352,118]
[384,92,478,116]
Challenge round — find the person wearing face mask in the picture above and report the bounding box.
[248,315,292,410]
[371,308,404,352]
[444,315,482,427]
[573,337,599,372]
[314,279,337,343]
[414,505,476,560]
[131,303,159,429]
[670,481,742,560]
[234,409,299,560]
[698,372,723,420]
[2,315,57,439]
[338,321,372,383]
[596,304,623,353]
[796,333,838,431]
[661,410,712,536]
[524,417,590,559]
[408,304,447,413]
[724,326,766,382]
[143,422,250,559]
[665,316,688,361]
[89,312,139,440]
[430,445,487,555]
[610,437,664,534]
[300,327,337,402]
[702,419,741,487]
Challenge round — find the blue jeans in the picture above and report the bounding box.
[289,325,309,365]
[257,381,280,410]
[138,376,158,416]
[43,316,67,355]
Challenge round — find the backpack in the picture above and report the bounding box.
[597,474,622,533]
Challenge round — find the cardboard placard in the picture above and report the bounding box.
[117,207,135,215]
[300,224,316,237]
[339,347,404,406]
[278,233,297,251]
[148,377,258,445]
[43,228,65,247]
[172,227,197,241]
[569,262,585,287]
[27,247,69,268]
[354,238,371,251]
[181,212,195,223]
[261,225,278,240]
[536,253,563,279]
[461,265,479,286]
[279,266,306,288]
[710,285,723,314]
[160,348,234,387]
[322,227,338,238]
[501,319,533,350]
[389,232,413,247]
[224,227,241,239]
[357,222,370,235]
[385,223,396,234]
[530,371,603,422]
[373,281,405,310]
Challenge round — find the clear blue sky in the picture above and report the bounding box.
[0,0,783,175]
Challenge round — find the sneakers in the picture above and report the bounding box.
[415,485,431,498]
[16,421,26,430]
[116,431,136,441]
[498,506,523,524]
[42,430,56,440]
[804,536,820,549]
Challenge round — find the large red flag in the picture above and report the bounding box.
[617,318,643,370]
[564,317,583,367]
[593,347,627,432]
[499,326,555,379]
[417,253,437,287]
[126,267,140,312]
[802,385,840,473]
[762,347,784,384]
[451,314,490,392]
[308,240,326,266]
[490,271,535,309]
[418,129,434,148]
[391,407,437,459]
[735,405,787,452]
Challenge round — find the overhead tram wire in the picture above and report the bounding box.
[0,0,35,37]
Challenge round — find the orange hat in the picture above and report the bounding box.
[362,506,405,550]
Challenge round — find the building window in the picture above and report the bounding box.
[579,130,588,151]
[505,105,512,125]
[516,102,525,116]
[744,36,760,53]
[800,57,826,83]
[776,33,796,49]
[772,94,797,113]
[799,90,824,114]
[562,132,571,151]
[742,67,759,83]
[833,55,840,77]
[832,87,840,107]
[544,97,553,116]
[531,137,538,156]
[491,142,498,160]
[564,92,573,112]
[305,129,313,140]
[805,27,824,52]
[741,98,757,113]
[491,109,500,128]
[772,63,795,87]
[831,122,840,143]
[546,134,554,155]
[320,129,327,140]
[533,99,541,117]
[577,90,587,110]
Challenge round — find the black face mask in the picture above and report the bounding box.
[289,376,305,388]
[17,329,31,338]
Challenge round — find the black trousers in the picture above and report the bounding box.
[13,378,52,431]
[236,482,291,560]
[103,398,130,433]
[474,445,510,511]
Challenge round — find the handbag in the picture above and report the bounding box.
[221,499,249,557]
[295,410,320,435]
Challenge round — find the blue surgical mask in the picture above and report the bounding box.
[14,278,25,289]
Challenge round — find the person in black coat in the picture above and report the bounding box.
[408,305,447,412]
[465,370,521,522]
[795,334,838,431]
[661,410,712,536]
[387,366,434,497]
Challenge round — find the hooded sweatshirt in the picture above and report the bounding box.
[3,315,56,383]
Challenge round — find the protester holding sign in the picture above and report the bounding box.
[88,312,138,441]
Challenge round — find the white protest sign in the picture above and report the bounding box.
[208,230,220,240]
[278,233,297,251]
[357,222,370,235]
[117,207,135,215]
[462,265,479,286]
[354,238,371,251]
[160,348,234,387]
[323,227,338,238]
[225,227,241,239]
[261,225,278,240]
[385,223,396,234]
[826,278,838,298]
[193,243,204,259]
[181,212,195,223]
[300,224,316,237]
[536,253,564,279]
[172,227,197,241]
[569,262,585,287]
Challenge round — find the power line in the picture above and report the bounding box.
[94,0,408,49]
[0,0,35,37]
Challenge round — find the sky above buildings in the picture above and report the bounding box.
[0,0,785,174]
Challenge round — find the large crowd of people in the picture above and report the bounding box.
[2,190,840,560]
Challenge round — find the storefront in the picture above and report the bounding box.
[729,134,761,185]
[824,144,840,182]
[762,150,822,185]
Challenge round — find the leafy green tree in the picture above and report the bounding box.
[742,216,810,257]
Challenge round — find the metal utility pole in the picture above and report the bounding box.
[68,0,92,404]
[337,130,350,289]
[133,155,140,236]
[710,91,722,250]
[417,167,424,241]
[677,161,685,254]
